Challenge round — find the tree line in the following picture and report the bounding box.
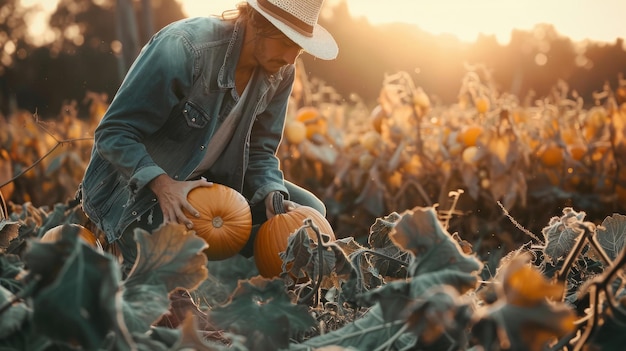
[0,0,624,118]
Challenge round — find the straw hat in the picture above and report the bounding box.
[246,0,338,60]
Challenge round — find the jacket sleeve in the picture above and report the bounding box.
[243,67,295,205]
[93,28,195,194]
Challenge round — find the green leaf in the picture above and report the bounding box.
[404,285,471,347]
[122,223,209,333]
[356,279,412,322]
[124,223,209,292]
[542,207,587,263]
[280,225,353,288]
[389,206,483,276]
[281,226,314,280]
[0,254,24,294]
[24,224,125,350]
[596,213,626,261]
[0,219,19,252]
[35,202,70,238]
[367,213,409,278]
[194,255,258,307]
[358,269,478,323]
[122,283,170,333]
[368,212,402,249]
[333,237,382,301]
[296,303,415,350]
[23,225,81,293]
[0,284,29,339]
[325,242,355,278]
[208,276,315,350]
[472,300,576,351]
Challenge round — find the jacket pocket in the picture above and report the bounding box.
[182,101,209,128]
[152,100,213,143]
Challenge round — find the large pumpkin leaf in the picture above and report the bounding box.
[497,252,564,306]
[299,206,482,351]
[472,300,576,351]
[0,254,24,294]
[403,285,472,347]
[596,213,626,261]
[281,225,352,286]
[471,252,576,351]
[124,223,208,292]
[23,224,126,350]
[332,237,383,301]
[358,268,480,323]
[194,255,258,307]
[389,206,483,276]
[122,223,209,333]
[35,203,71,238]
[281,226,315,280]
[295,303,416,351]
[367,212,409,279]
[208,276,315,350]
[122,283,170,333]
[542,207,588,263]
[0,218,19,252]
[356,279,412,322]
[0,284,29,339]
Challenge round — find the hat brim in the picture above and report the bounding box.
[247,0,338,60]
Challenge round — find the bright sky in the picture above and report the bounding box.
[178,0,625,45]
[16,0,625,45]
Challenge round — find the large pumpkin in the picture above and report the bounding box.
[185,184,252,261]
[254,205,335,278]
[41,223,104,252]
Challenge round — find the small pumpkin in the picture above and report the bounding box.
[185,184,252,261]
[254,199,335,278]
[41,223,104,252]
[295,106,327,139]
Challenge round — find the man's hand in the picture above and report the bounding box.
[264,191,298,219]
[149,174,213,228]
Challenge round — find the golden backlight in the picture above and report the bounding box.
[179,0,625,45]
[18,0,625,46]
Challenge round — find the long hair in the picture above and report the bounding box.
[221,2,283,38]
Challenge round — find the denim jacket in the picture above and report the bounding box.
[81,16,293,242]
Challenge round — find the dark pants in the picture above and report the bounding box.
[116,181,325,274]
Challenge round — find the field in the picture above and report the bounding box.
[1,65,626,350]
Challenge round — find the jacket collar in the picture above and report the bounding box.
[217,17,286,97]
[217,18,246,90]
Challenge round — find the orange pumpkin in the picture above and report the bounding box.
[295,106,327,139]
[185,184,252,261]
[457,125,483,147]
[253,205,335,278]
[41,224,103,252]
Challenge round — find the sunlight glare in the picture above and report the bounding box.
[19,0,60,46]
[321,0,625,45]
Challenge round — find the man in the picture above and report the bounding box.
[79,0,338,272]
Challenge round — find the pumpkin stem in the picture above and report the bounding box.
[212,216,224,228]
[272,192,286,214]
